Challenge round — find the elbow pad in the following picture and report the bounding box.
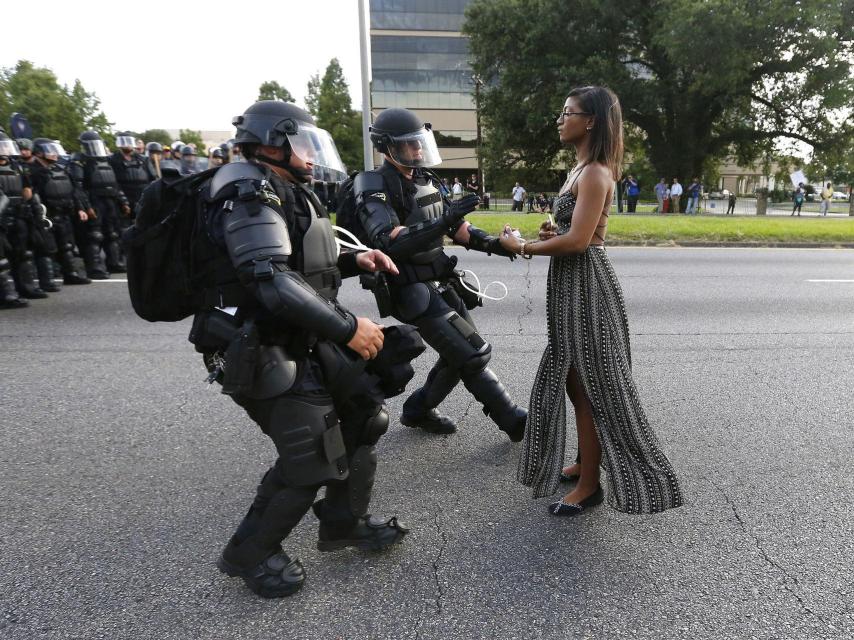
[224,196,355,343]
[465,224,516,259]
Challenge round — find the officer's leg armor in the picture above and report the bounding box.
[73,207,108,279]
[52,212,89,284]
[97,198,125,272]
[0,253,27,309]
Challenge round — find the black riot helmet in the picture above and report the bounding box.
[79,130,109,158]
[232,100,346,182]
[0,128,21,159]
[16,137,33,151]
[146,141,163,155]
[211,147,224,159]
[370,107,442,168]
[115,132,136,150]
[33,137,67,162]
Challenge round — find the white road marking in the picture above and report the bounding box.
[806,279,854,282]
[93,279,128,283]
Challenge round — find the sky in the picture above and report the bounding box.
[2,0,367,133]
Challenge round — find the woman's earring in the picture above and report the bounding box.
[586,126,592,131]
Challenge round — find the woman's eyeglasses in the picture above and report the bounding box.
[557,109,591,121]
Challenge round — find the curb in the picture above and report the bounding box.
[603,241,854,249]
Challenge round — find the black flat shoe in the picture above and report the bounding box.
[548,485,604,517]
[559,471,579,483]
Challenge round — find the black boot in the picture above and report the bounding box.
[401,388,457,434]
[58,250,90,285]
[36,256,61,292]
[313,500,409,552]
[0,263,28,309]
[463,367,527,441]
[14,257,48,299]
[217,547,305,599]
[104,238,126,273]
[81,243,109,279]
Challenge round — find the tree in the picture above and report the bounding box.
[306,58,362,171]
[140,129,172,145]
[257,81,294,103]
[179,129,206,155]
[0,60,113,151]
[464,0,854,184]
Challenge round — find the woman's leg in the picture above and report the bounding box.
[560,366,602,503]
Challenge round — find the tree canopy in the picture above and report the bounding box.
[464,0,854,183]
[140,129,172,145]
[257,81,295,103]
[306,58,362,171]
[0,60,113,150]
[179,129,206,155]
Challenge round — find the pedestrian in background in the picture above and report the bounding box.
[654,178,667,213]
[625,174,639,212]
[685,177,701,214]
[792,183,805,216]
[451,176,463,200]
[511,182,526,212]
[726,190,736,215]
[820,182,833,216]
[670,177,683,213]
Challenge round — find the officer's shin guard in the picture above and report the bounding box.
[462,366,527,442]
[401,360,460,434]
[0,259,27,309]
[36,256,61,292]
[82,233,109,279]
[13,254,47,299]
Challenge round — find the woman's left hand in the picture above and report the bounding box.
[499,224,522,254]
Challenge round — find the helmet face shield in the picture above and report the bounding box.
[36,141,66,159]
[82,139,108,157]
[286,124,347,181]
[115,136,136,149]
[0,139,21,157]
[385,126,441,168]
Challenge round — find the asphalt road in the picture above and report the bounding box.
[1,247,852,640]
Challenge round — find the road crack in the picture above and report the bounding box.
[709,477,832,628]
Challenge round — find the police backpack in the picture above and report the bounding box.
[122,167,217,322]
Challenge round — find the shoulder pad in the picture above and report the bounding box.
[209,162,265,200]
[354,170,385,196]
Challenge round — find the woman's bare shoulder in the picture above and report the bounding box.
[574,163,614,193]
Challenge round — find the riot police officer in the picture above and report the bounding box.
[109,132,156,211]
[0,134,29,309]
[183,100,408,598]
[0,129,48,299]
[29,138,91,285]
[209,147,225,167]
[69,131,131,276]
[145,141,163,178]
[355,107,527,440]
[179,144,198,175]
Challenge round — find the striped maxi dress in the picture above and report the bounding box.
[517,190,683,513]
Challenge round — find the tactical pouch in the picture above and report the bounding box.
[188,308,241,351]
[360,272,393,318]
[450,270,483,310]
[221,319,260,395]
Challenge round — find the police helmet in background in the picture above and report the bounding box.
[79,131,109,157]
[146,141,163,155]
[232,100,346,182]
[0,128,21,159]
[369,108,441,169]
[33,137,67,162]
[115,133,136,150]
[15,137,33,152]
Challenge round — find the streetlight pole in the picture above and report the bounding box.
[358,0,373,171]
[473,75,483,198]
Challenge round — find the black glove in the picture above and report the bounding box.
[442,193,480,227]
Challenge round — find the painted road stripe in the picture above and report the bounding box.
[92,279,128,282]
[806,279,854,282]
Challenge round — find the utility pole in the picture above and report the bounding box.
[358,0,373,170]
[473,75,484,197]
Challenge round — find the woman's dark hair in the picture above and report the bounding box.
[566,85,624,180]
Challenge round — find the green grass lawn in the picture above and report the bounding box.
[463,213,854,244]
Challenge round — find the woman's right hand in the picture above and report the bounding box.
[538,221,557,241]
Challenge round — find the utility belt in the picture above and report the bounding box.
[387,252,457,286]
[303,268,342,298]
[90,185,118,197]
[44,198,74,210]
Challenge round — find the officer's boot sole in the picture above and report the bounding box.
[216,554,304,599]
[400,414,457,434]
[317,530,407,553]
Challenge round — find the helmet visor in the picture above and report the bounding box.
[386,127,441,168]
[115,136,136,148]
[286,124,347,181]
[82,139,109,157]
[37,141,67,158]
[0,139,21,157]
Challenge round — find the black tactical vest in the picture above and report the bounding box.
[85,157,120,196]
[40,164,75,207]
[398,172,447,262]
[0,163,24,209]
[298,185,342,301]
[113,153,151,188]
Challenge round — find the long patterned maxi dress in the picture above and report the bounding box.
[517,190,683,513]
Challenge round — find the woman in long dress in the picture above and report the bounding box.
[499,86,682,516]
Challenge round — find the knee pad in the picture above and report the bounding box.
[21,249,34,260]
[359,406,389,446]
[61,241,75,253]
[0,258,10,271]
[88,230,104,244]
[417,310,490,370]
[109,230,120,241]
[460,342,492,374]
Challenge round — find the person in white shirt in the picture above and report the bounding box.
[511,182,526,211]
[451,176,463,200]
[669,178,683,214]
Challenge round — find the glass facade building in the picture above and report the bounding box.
[370,0,477,171]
